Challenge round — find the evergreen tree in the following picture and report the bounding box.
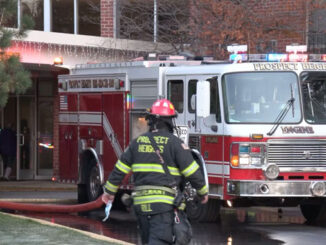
[0,0,34,107]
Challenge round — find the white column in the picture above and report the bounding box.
[113,0,117,38]
[17,0,21,29]
[74,0,79,34]
[44,0,52,32]
[153,0,157,43]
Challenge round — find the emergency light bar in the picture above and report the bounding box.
[230,53,248,62]
[227,45,248,54]
[228,45,248,62]
[267,53,287,62]
[286,45,307,53]
[226,44,325,62]
[229,53,326,62]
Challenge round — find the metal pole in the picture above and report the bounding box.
[16,95,20,180]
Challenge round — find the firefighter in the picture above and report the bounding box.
[102,99,208,245]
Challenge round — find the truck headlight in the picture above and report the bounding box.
[263,163,279,180]
[230,143,266,168]
[310,182,326,197]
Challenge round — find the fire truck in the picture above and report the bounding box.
[58,45,326,223]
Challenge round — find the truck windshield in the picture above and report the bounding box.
[301,71,326,124]
[223,72,301,123]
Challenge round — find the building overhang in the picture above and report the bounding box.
[8,30,172,67]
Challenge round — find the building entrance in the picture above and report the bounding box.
[1,94,35,180]
[0,64,66,180]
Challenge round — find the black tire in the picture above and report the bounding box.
[77,184,88,203]
[300,203,326,223]
[86,162,103,202]
[186,198,221,222]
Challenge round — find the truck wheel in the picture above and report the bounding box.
[77,184,88,203]
[86,163,103,202]
[300,203,326,223]
[186,198,221,222]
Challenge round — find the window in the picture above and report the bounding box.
[223,72,300,123]
[52,0,74,34]
[79,0,100,36]
[188,77,221,122]
[168,80,183,113]
[117,0,189,42]
[188,80,197,113]
[3,3,17,28]
[22,0,43,30]
[208,77,221,123]
[301,72,326,124]
[309,9,326,53]
[118,0,154,41]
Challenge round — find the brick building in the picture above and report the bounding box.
[2,0,325,181]
[1,0,169,181]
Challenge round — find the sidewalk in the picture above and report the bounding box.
[0,180,135,244]
[0,180,76,191]
[0,212,133,245]
[0,180,77,203]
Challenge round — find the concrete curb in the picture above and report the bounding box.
[0,181,77,192]
[0,187,76,192]
[0,198,78,204]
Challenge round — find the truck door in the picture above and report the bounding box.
[58,93,78,180]
[102,92,127,175]
[186,75,225,198]
[185,75,222,135]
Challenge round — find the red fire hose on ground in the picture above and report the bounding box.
[0,195,104,213]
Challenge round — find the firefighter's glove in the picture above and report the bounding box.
[102,201,112,222]
[200,194,209,204]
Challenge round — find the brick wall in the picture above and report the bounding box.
[246,0,307,52]
[101,0,115,38]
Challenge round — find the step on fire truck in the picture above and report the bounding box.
[58,45,326,222]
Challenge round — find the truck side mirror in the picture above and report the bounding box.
[190,94,196,111]
[196,80,210,118]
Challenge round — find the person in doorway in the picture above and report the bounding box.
[102,99,208,245]
[0,123,17,181]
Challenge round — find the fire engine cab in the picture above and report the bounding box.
[58,45,326,222]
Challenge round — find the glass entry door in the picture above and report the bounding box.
[2,95,35,180]
[19,95,36,179]
[36,97,54,178]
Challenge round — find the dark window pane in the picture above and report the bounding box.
[79,0,100,36]
[52,0,74,33]
[301,72,326,124]
[309,9,326,53]
[2,1,17,28]
[118,0,154,41]
[188,80,197,113]
[207,77,221,123]
[21,0,43,30]
[168,80,183,113]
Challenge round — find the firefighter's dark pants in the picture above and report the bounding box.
[137,210,174,245]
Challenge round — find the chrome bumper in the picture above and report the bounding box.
[227,180,326,197]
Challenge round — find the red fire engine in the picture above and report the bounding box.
[58,45,326,222]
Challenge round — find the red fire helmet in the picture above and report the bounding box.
[150,99,176,117]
